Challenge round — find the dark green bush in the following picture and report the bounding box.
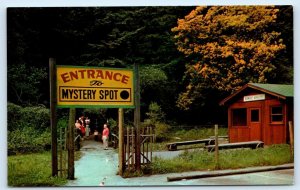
[7,103,22,131]
[8,127,51,154]
[7,102,50,131]
[143,102,169,142]
[7,103,51,154]
[20,105,50,130]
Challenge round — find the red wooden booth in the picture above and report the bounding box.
[220,83,293,145]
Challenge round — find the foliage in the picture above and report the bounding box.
[6,7,194,123]
[6,7,292,124]
[7,63,47,105]
[145,102,166,123]
[20,105,50,130]
[7,102,23,131]
[82,108,103,119]
[8,127,51,154]
[107,118,118,133]
[271,6,293,84]
[57,117,68,129]
[151,144,292,174]
[7,103,51,154]
[140,66,169,105]
[172,6,289,110]
[82,7,193,67]
[169,126,227,141]
[7,102,50,131]
[143,102,169,141]
[8,152,68,186]
[153,123,170,141]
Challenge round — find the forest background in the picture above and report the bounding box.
[7,6,293,154]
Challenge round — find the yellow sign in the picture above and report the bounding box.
[56,66,134,108]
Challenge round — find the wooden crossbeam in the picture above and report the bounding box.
[166,139,215,151]
[205,141,264,152]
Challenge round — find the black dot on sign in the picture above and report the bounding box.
[120,90,129,100]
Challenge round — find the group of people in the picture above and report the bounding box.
[75,116,89,137]
[74,116,110,150]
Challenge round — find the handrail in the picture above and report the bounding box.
[111,133,119,140]
[74,135,81,142]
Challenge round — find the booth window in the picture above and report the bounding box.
[251,109,260,122]
[232,108,247,126]
[271,106,283,123]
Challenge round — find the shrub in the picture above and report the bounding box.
[7,103,50,131]
[7,103,51,154]
[20,105,50,131]
[107,118,117,133]
[143,102,169,141]
[146,102,165,123]
[7,103,23,131]
[153,122,170,141]
[8,127,51,154]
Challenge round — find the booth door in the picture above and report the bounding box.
[249,108,262,141]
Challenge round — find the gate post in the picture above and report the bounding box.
[49,58,58,176]
[134,62,141,171]
[288,121,294,160]
[67,108,75,179]
[118,108,125,175]
[214,124,219,169]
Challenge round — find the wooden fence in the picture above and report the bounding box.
[123,126,154,171]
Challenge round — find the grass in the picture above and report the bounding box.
[8,151,82,187]
[150,144,293,174]
[152,127,228,151]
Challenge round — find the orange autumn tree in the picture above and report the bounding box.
[172,6,286,110]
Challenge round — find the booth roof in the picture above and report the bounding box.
[220,83,294,106]
[249,83,293,98]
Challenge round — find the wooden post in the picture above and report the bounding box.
[150,127,153,162]
[49,58,58,176]
[288,121,294,160]
[126,127,130,171]
[131,127,135,167]
[67,108,75,179]
[59,127,63,177]
[118,108,124,176]
[134,62,141,171]
[214,124,219,169]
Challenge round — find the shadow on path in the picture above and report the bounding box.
[67,140,122,186]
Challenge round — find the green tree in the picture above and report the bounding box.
[172,6,289,110]
[7,64,47,105]
[7,7,193,114]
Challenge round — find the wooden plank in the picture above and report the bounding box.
[167,139,215,145]
[209,135,228,139]
[205,141,264,152]
[167,164,293,182]
[166,139,215,151]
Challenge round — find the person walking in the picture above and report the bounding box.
[102,123,110,150]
